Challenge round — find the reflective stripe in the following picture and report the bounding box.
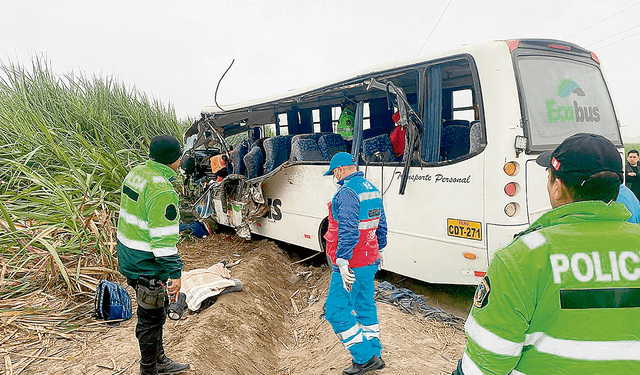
[361,324,379,332]
[152,176,167,184]
[117,231,151,252]
[119,208,149,230]
[117,232,178,257]
[338,324,361,341]
[343,332,363,349]
[149,224,180,238]
[465,315,523,357]
[358,219,379,230]
[361,324,380,339]
[520,231,546,250]
[461,352,485,375]
[363,331,380,340]
[524,331,640,361]
[152,246,178,257]
[358,191,381,201]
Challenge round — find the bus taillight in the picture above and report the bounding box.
[548,43,571,51]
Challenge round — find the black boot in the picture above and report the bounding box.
[343,355,385,375]
[140,360,158,375]
[156,350,190,374]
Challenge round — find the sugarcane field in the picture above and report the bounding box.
[0,58,472,375]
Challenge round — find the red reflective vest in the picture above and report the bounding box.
[324,201,380,269]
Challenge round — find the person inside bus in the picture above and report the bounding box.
[209,153,230,182]
[337,100,356,141]
[323,152,388,375]
[389,111,406,158]
[452,133,640,374]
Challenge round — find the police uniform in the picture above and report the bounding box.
[117,135,187,374]
[458,201,640,374]
[324,170,388,371]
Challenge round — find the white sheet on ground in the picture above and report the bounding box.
[181,262,238,311]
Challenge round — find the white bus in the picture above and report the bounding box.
[182,39,623,285]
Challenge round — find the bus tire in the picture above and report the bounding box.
[317,217,333,268]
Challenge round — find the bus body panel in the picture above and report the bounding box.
[252,155,487,285]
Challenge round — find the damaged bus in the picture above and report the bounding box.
[182,39,623,285]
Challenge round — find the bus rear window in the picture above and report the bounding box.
[516,57,621,151]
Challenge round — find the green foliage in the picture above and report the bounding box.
[226,132,248,148]
[0,56,185,297]
[625,143,640,155]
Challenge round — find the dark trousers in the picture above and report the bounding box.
[128,278,167,372]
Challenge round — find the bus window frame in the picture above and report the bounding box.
[417,54,486,166]
[510,49,623,153]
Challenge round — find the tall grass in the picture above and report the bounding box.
[0,56,186,299]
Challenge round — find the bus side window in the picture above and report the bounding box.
[421,59,483,162]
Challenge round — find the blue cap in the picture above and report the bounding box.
[324,152,356,176]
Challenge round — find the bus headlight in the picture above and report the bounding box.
[504,202,519,217]
[514,136,527,156]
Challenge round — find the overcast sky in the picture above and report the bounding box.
[2,0,640,140]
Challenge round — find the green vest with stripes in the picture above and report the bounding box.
[462,200,640,375]
[116,160,183,281]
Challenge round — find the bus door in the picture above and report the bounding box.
[378,57,488,285]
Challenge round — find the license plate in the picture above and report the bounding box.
[447,218,482,241]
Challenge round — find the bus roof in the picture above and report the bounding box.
[200,39,592,133]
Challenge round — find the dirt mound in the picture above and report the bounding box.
[25,233,466,375]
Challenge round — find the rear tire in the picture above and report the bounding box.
[317,217,333,267]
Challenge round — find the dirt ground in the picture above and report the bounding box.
[26,232,471,375]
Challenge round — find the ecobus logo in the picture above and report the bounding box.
[545,79,600,123]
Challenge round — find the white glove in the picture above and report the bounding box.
[336,258,355,292]
[378,251,385,270]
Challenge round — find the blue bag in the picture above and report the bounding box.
[94,279,133,321]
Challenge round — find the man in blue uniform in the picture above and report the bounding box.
[323,152,388,375]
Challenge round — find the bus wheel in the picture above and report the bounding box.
[317,217,332,267]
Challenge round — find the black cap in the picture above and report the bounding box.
[149,135,182,165]
[536,133,622,186]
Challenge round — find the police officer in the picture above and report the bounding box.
[323,152,388,375]
[117,135,190,375]
[453,133,640,374]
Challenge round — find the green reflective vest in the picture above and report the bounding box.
[463,201,640,374]
[116,160,182,281]
[337,107,354,140]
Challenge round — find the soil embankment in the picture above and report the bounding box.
[26,233,469,375]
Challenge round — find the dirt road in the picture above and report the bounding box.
[28,233,470,375]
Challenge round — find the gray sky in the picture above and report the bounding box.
[2,0,640,140]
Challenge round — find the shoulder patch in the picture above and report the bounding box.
[473,276,491,309]
[165,204,177,221]
[520,231,546,250]
[368,208,380,218]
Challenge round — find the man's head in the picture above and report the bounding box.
[324,152,357,181]
[536,133,622,208]
[628,149,639,166]
[150,135,182,171]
